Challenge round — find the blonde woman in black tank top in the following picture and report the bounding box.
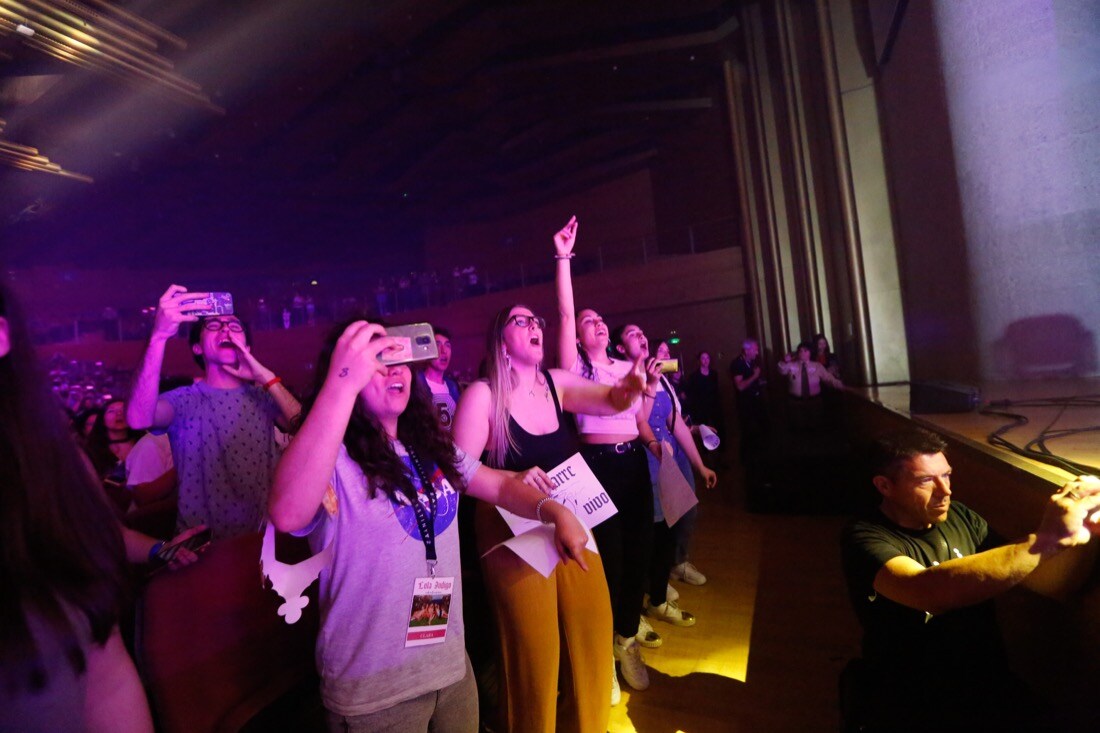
[453,304,644,732]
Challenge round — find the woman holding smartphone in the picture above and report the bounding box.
[269,320,590,732]
[611,324,717,625]
[554,217,661,695]
[452,303,646,729]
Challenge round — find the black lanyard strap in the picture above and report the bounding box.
[404,446,439,574]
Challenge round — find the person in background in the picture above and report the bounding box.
[683,351,725,448]
[128,285,302,539]
[778,341,843,399]
[811,333,840,380]
[416,326,462,430]
[269,319,590,732]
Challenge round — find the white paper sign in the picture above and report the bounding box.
[496,452,618,537]
[656,441,699,527]
[491,523,599,578]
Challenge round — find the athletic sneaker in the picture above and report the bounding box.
[671,561,707,585]
[611,663,621,706]
[636,615,663,648]
[666,582,680,602]
[613,634,650,691]
[647,599,697,627]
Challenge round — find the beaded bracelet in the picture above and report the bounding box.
[554,253,576,260]
[535,496,554,524]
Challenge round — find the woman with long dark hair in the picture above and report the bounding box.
[0,282,154,732]
[269,319,590,732]
[554,217,662,696]
[452,303,645,730]
[611,324,717,623]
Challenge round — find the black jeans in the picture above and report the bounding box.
[581,442,654,639]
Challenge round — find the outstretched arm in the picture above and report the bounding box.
[554,216,579,369]
[873,478,1100,615]
[269,322,397,532]
[550,359,646,416]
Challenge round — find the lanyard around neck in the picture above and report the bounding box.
[404,446,440,575]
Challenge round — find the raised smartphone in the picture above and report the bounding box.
[186,292,234,317]
[381,323,439,365]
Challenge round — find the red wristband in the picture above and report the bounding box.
[262,376,282,391]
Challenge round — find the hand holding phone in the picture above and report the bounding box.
[184,292,234,318]
[379,323,439,366]
[658,359,679,374]
[149,526,212,571]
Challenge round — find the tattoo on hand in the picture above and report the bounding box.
[339,367,349,378]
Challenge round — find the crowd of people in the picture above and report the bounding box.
[4,217,1099,733]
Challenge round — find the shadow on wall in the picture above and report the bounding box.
[992,314,1097,380]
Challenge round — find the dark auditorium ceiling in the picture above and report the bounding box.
[0,0,744,270]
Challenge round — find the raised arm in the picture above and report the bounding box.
[873,478,1100,615]
[128,285,208,429]
[269,322,396,532]
[554,216,579,369]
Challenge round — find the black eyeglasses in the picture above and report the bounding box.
[506,314,546,330]
[202,320,245,332]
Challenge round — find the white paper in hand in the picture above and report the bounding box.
[496,452,617,537]
[491,523,598,578]
[657,440,698,527]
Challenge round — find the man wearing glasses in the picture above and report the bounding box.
[128,285,302,539]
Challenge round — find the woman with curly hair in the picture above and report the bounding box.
[270,319,591,732]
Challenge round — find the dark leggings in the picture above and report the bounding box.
[581,442,654,640]
[647,519,677,606]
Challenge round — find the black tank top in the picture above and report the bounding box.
[497,370,580,472]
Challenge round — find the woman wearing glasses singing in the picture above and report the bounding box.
[452,305,645,732]
[553,217,662,700]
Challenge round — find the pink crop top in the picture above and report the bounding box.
[568,354,641,436]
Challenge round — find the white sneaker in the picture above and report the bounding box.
[636,615,663,648]
[647,599,697,627]
[613,634,650,691]
[671,561,707,585]
[611,662,621,706]
[666,583,680,602]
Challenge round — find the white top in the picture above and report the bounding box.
[568,354,641,436]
